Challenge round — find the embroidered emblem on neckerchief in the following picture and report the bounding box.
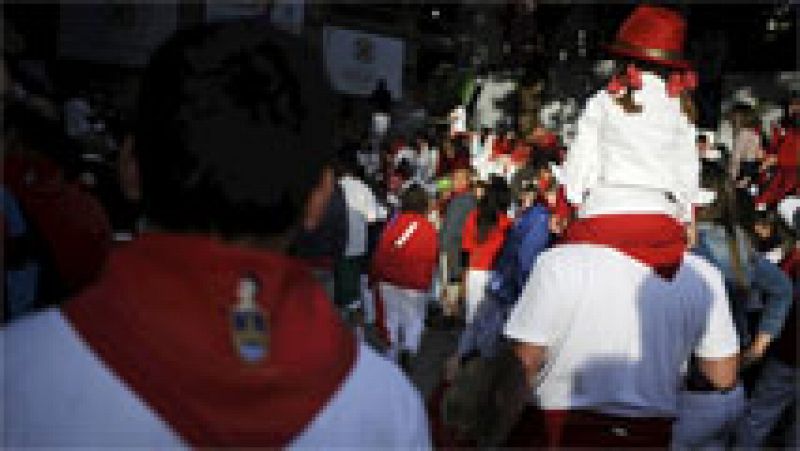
[231,273,269,364]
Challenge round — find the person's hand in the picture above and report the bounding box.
[736,177,751,189]
[740,333,771,369]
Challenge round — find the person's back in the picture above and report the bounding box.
[3,240,429,448]
[440,169,477,279]
[506,245,737,417]
[2,19,429,448]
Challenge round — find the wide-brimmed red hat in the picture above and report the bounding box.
[604,5,691,70]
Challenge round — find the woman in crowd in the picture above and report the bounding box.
[672,166,793,449]
[460,176,511,324]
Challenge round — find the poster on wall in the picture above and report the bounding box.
[322,26,404,100]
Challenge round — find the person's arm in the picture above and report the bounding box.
[504,253,571,388]
[674,117,700,223]
[512,342,547,384]
[694,263,740,390]
[561,94,603,206]
[743,255,794,363]
[697,355,738,390]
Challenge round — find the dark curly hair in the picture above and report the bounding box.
[133,20,335,237]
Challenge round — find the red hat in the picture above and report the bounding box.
[604,5,691,70]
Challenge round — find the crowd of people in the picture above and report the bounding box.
[2,4,797,449]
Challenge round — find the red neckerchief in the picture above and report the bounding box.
[64,233,356,447]
[562,214,686,279]
[3,153,111,291]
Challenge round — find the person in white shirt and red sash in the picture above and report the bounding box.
[496,5,740,448]
[505,5,739,447]
[2,20,430,448]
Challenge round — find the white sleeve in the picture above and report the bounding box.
[365,188,382,223]
[694,266,740,359]
[504,255,573,346]
[674,118,700,223]
[562,94,604,205]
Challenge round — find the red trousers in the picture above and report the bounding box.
[505,407,674,449]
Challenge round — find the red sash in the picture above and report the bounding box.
[64,233,356,447]
[563,214,687,279]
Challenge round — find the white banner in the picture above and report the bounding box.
[322,26,404,100]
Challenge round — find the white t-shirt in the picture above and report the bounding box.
[356,149,381,179]
[2,309,430,448]
[339,175,382,257]
[504,244,739,418]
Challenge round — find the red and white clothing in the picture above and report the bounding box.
[504,223,739,418]
[2,234,430,448]
[756,126,798,207]
[371,213,438,357]
[503,213,739,448]
[462,210,512,323]
[562,72,699,223]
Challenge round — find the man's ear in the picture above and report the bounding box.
[303,166,334,232]
[119,135,141,202]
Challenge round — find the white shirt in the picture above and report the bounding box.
[504,245,739,417]
[394,146,417,168]
[339,175,381,257]
[357,148,381,178]
[562,73,699,222]
[450,106,467,135]
[2,309,431,448]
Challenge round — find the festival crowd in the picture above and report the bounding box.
[2,4,798,449]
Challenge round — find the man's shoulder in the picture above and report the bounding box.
[680,252,726,284]
[295,343,430,447]
[536,243,622,265]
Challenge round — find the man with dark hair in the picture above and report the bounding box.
[3,21,429,448]
[439,165,476,318]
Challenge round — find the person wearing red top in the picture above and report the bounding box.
[371,185,439,366]
[509,140,533,167]
[461,176,512,324]
[3,104,111,306]
[490,131,514,160]
[756,97,799,208]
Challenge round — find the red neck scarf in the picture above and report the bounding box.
[562,214,687,279]
[64,233,356,447]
